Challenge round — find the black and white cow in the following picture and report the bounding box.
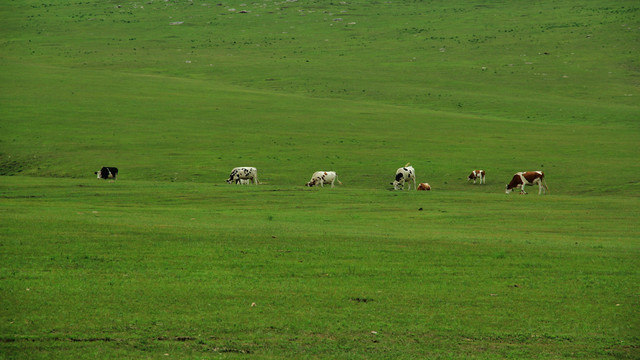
[306,171,342,188]
[95,167,118,181]
[505,171,549,195]
[391,163,416,190]
[226,167,259,184]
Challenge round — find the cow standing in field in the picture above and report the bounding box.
[305,171,342,188]
[467,170,486,184]
[226,167,259,184]
[95,167,118,181]
[505,171,549,195]
[392,163,416,190]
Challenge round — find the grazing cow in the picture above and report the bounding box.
[305,171,342,188]
[467,170,486,184]
[505,171,549,195]
[226,167,258,184]
[391,163,416,190]
[94,167,118,181]
[417,182,431,191]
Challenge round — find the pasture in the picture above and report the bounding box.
[1,0,639,358]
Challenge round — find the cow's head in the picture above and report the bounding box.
[306,179,316,187]
[391,172,405,189]
[467,172,475,181]
[505,182,522,194]
[506,173,524,194]
[226,170,238,184]
[95,171,101,179]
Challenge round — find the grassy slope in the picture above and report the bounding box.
[1,0,638,190]
[1,61,637,194]
[1,0,639,358]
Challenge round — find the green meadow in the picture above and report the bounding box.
[1,0,639,358]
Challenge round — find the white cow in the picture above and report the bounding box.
[306,171,342,188]
[226,167,259,184]
[392,163,416,190]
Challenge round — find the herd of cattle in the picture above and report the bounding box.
[95,164,549,195]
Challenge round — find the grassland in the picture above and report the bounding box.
[1,0,639,358]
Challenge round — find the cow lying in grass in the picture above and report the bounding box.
[95,167,118,181]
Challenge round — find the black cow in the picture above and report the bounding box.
[95,167,118,181]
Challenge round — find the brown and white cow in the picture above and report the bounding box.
[306,171,342,188]
[417,182,431,191]
[467,170,485,184]
[505,171,549,195]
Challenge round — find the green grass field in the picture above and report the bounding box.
[1,0,639,358]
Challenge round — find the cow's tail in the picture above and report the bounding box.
[542,178,550,194]
[404,162,411,167]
